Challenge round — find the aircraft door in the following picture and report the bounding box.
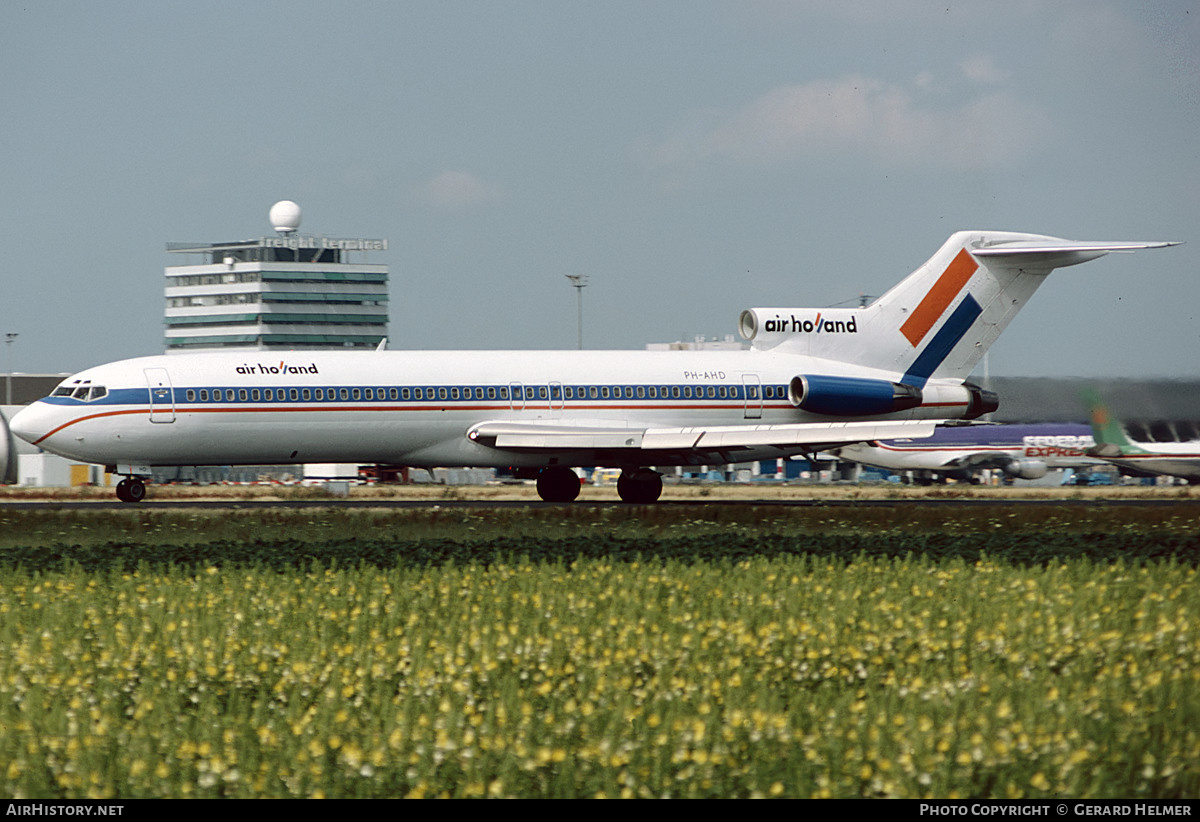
[742,374,763,419]
[509,382,525,411]
[145,368,176,423]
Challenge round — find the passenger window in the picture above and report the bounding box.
[389,388,399,400]
[199,389,209,402]
[438,387,447,400]
[352,388,361,400]
[364,388,374,400]
[401,388,411,400]
[238,389,248,401]
[487,387,495,399]
[251,389,260,401]
[314,388,323,401]
[340,389,349,401]
[302,389,311,401]
[186,390,196,402]
[413,388,423,400]
[450,387,460,400]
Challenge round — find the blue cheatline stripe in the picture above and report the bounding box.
[40,383,792,406]
[901,294,983,388]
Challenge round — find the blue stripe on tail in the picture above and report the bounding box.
[901,295,982,388]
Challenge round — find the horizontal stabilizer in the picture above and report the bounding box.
[971,240,1180,268]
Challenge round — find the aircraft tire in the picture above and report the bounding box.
[116,478,146,503]
[536,466,581,503]
[616,469,662,504]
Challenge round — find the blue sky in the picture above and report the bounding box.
[2,1,1196,377]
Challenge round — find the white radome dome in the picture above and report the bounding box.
[269,200,302,233]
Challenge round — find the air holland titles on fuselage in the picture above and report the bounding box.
[761,314,858,335]
[234,362,320,376]
[8,230,1178,503]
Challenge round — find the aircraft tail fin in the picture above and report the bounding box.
[739,232,1179,385]
[1082,389,1145,457]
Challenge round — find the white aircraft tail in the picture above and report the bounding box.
[738,231,1178,385]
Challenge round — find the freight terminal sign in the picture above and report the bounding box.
[258,236,388,251]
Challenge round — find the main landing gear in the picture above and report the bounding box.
[535,466,582,503]
[616,469,663,504]
[115,477,147,503]
[533,467,664,504]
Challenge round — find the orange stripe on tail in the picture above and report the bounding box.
[900,248,978,346]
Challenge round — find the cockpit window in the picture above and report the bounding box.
[52,381,107,402]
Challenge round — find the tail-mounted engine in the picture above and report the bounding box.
[787,375,998,420]
[788,375,922,417]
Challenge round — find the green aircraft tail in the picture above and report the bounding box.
[1081,390,1145,456]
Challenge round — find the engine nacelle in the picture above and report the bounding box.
[917,381,999,420]
[964,383,999,419]
[0,408,16,485]
[788,375,923,417]
[738,307,863,351]
[1003,459,1048,480]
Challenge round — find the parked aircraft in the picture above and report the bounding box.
[9,231,1176,502]
[1086,395,1200,483]
[827,421,1103,484]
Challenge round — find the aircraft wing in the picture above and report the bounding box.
[468,419,938,461]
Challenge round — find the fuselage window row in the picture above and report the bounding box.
[173,384,786,404]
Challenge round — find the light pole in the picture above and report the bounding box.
[565,274,588,349]
[4,333,16,406]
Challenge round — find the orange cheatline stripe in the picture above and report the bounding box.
[900,248,978,347]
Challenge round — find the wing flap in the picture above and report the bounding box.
[470,419,938,454]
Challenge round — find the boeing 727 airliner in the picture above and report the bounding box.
[9,231,1177,502]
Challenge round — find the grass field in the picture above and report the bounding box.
[0,495,1196,798]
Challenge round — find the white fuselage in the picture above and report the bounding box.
[1098,442,1200,481]
[831,424,1102,473]
[11,349,969,470]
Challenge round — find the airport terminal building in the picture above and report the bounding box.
[163,204,388,352]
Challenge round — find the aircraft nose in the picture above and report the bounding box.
[9,403,49,446]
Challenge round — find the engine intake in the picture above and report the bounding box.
[788,375,923,417]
